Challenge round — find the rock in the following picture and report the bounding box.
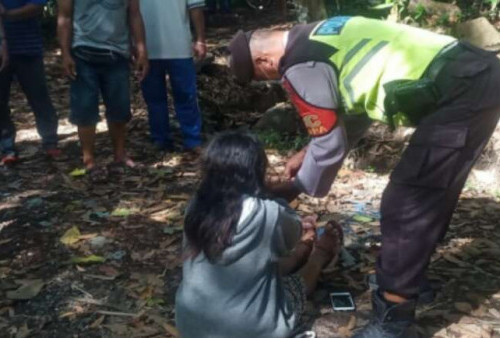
[249,81,287,113]
[253,102,304,135]
[90,236,108,250]
[455,17,500,52]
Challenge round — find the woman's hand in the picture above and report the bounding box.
[300,215,317,246]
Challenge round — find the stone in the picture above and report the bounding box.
[455,17,500,52]
[253,102,304,135]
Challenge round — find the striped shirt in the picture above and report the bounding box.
[2,0,46,55]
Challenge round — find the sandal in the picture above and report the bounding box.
[87,166,108,183]
[107,158,141,176]
[45,148,68,161]
[1,152,19,166]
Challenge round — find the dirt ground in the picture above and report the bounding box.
[1,9,500,338]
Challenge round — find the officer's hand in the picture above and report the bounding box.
[285,147,308,179]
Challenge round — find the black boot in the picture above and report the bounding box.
[352,291,418,338]
[365,273,438,305]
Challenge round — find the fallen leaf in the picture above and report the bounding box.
[99,265,120,277]
[111,208,137,217]
[352,214,373,223]
[89,315,105,329]
[70,255,106,265]
[60,226,81,245]
[0,238,12,245]
[6,280,44,300]
[69,168,86,177]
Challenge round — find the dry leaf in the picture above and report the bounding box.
[89,315,105,329]
[6,280,44,300]
[60,226,81,245]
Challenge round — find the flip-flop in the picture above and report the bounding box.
[1,153,19,166]
[107,159,142,176]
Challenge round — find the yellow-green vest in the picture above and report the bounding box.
[309,17,455,126]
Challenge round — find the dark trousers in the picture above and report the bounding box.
[377,44,500,296]
[0,55,58,154]
[140,58,202,149]
[207,0,231,13]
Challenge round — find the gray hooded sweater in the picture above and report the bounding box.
[175,197,302,338]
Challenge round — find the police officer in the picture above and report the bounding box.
[228,16,500,337]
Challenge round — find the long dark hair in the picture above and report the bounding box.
[184,131,268,261]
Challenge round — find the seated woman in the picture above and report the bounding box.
[175,131,342,338]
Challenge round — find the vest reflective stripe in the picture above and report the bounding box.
[341,38,370,70]
[344,40,388,106]
[309,17,456,125]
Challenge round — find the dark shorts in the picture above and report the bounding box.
[70,54,131,126]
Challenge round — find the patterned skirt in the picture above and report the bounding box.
[283,274,307,328]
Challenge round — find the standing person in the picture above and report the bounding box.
[0,15,7,71]
[57,0,148,181]
[228,16,500,337]
[139,0,205,152]
[207,0,230,14]
[175,131,342,338]
[0,0,60,165]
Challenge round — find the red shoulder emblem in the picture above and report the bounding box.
[283,79,337,137]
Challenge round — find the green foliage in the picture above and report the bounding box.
[257,130,309,152]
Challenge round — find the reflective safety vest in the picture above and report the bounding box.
[281,17,456,126]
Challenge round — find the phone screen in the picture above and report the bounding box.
[330,293,355,310]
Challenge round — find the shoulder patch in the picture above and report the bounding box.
[283,79,337,137]
[314,16,352,36]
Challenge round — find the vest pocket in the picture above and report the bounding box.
[390,125,468,189]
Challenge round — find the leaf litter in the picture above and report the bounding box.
[0,10,499,338]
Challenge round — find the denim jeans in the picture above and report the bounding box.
[0,55,58,154]
[70,53,131,126]
[140,58,202,149]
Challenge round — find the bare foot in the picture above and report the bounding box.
[310,221,343,268]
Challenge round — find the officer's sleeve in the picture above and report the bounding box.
[283,62,348,198]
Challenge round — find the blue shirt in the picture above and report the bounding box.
[2,0,46,55]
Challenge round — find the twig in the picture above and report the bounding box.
[96,310,141,318]
[73,298,104,306]
[71,283,94,299]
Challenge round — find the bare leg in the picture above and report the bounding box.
[78,125,96,169]
[279,242,312,275]
[299,223,341,295]
[108,121,134,166]
[279,225,316,275]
